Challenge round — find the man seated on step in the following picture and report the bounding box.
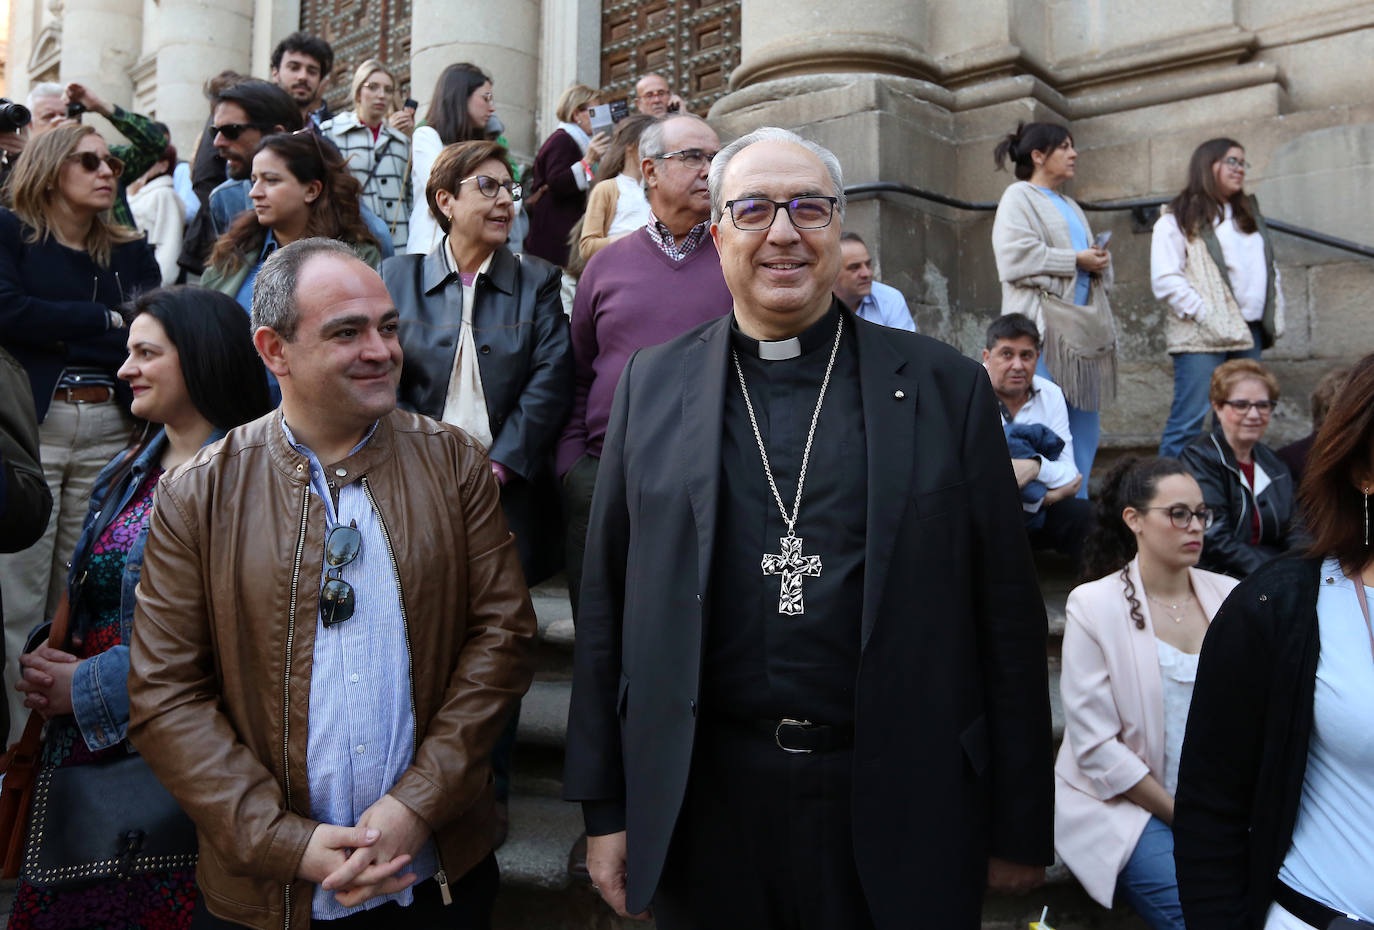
[831,232,916,332]
[983,312,1092,569]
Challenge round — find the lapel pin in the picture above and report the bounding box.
[893,390,905,400]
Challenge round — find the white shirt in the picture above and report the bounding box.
[608,173,651,239]
[1151,204,1272,323]
[1154,639,1198,797]
[438,243,495,449]
[407,125,444,255]
[995,374,1079,491]
[1277,558,1374,921]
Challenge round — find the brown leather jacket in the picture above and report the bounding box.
[128,409,537,930]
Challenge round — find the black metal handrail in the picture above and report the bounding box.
[844,182,1374,260]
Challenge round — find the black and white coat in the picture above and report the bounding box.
[321,110,413,251]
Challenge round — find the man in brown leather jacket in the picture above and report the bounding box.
[128,238,537,930]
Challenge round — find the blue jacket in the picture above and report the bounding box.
[66,428,223,749]
[208,178,396,259]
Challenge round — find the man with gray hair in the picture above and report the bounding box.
[128,237,536,930]
[565,127,1053,927]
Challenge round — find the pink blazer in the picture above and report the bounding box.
[1053,558,1238,906]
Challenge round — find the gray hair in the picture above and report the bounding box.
[25,83,63,110]
[638,112,710,196]
[707,126,846,225]
[251,237,357,340]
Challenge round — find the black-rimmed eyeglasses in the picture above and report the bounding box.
[1221,399,1274,414]
[320,520,362,628]
[724,196,839,231]
[1146,506,1216,530]
[460,175,522,201]
[653,148,716,170]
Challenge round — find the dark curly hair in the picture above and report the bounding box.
[1082,456,1194,629]
[209,131,375,274]
[993,122,1072,181]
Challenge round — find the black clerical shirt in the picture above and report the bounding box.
[702,303,867,726]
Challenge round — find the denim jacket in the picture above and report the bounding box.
[67,428,224,749]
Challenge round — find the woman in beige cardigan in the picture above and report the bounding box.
[1056,456,1237,929]
[992,122,1115,495]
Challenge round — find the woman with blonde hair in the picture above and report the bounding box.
[0,124,160,731]
[524,83,610,266]
[320,59,415,250]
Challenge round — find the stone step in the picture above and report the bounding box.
[491,794,1147,930]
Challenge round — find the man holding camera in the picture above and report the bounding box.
[0,83,166,228]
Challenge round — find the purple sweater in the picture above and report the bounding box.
[556,227,732,475]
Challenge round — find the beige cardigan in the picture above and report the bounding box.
[1053,558,1238,907]
[991,180,1114,332]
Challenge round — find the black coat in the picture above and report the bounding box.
[383,244,573,583]
[1174,556,1323,930]
[524,129,586,267]
[0,208,161,421]
[563,310,1054,927]
[1180,424,1299,578]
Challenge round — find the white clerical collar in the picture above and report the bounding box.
[758,337,802,360]
[730,303,841,361]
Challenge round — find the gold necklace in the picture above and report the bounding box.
[1146,592,1193,624]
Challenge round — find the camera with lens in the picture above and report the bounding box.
[0,98,32,133]
[66,101,86,120]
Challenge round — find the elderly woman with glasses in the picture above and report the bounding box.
[1056,456,1237,930]
[0,124,161,732]
[383,139,572,837]
[524,84,610,266]
[1153,138,1284,458]
[1179,358,1299,578]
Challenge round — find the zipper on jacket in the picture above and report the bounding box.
[1210,433,1252,535]
[359,477,453,903]
[282,485,311,930]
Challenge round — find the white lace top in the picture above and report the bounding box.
[1155,638,1200,797]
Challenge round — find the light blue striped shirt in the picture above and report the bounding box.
[280,419,438,919]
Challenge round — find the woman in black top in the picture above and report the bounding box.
[1175,351,1374,929]
[0,124,160,729]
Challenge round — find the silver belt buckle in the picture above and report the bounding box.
[774,717,814,754]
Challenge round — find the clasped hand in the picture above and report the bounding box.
[299,794,431,908]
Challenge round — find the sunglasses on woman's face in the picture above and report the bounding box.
[320,521,362,628]
[66,151,125,178]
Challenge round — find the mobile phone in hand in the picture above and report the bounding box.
[1092,231,1112,249]
[404,98,418,112]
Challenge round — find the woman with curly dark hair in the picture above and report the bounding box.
[1054,456,1237,930]
[201,131,379,309]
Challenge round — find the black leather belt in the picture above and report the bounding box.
[1275,881,1373,929]
[712,716,854,753]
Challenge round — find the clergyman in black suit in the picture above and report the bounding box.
[563,127,1054,929]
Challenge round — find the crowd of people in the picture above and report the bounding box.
[0,27,1369,930]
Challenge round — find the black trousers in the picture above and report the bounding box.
[189,855,498,930]
[561,453,599,623]
[653,720,876,930]
[1027,496,1092,569]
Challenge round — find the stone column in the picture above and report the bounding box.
[156,0,253,156]
[536,0,599,142]
[410,0,541,164]
[58,0,141,135]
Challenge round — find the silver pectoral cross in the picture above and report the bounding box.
[761,532,822,616]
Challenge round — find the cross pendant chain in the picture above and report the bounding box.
[730,315,843,616]
[762,532,822,615]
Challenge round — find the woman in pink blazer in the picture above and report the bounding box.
[1055,456,1239,929]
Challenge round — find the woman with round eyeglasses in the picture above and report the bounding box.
[383,140,572,841]
[0,124,161,732]
[991,121,1116,497]
[525,84,610,267]
[407,62,506,255]
[1153,138,1284,458]
[1179,358,1298,578]
[1055,455,1237,930]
